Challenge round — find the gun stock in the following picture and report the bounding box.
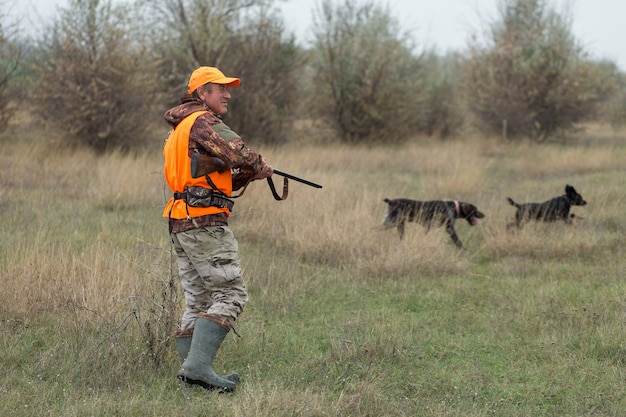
[191,153,228,178]
[190,152,323,189]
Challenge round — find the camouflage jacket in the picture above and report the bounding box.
[163,96,263,232]
[163,95,265,183]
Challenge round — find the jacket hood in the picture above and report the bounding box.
[163,96,213,128]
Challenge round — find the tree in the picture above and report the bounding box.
[0,2,24,134]
[310,0,426,143]
[465,0,613,141]
[146,0,304,144]
[147,0,258,95]
[226,11,304,144]
[421,51,466,138]
[596,61,626,128]
[29,0,162,152]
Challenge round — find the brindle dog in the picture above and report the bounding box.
[507,184,587,229]
[382,198,485,248]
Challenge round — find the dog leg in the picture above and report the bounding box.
[397,221,405,240]
[445,222,463,248]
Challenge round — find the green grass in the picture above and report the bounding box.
[1,125,625,416]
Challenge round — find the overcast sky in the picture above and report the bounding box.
[8,0,626,70]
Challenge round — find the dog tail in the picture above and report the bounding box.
[507,197,519,207]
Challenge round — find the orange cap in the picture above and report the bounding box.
[187,66,241,93]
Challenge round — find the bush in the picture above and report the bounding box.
[29,0,162,153]
[146,0,305,145]
[0,5,23,134]
[421,51,466,138]
[224,12,305,145]
[599,63,626,128]
[464,0,613,141]
[310,0,427,143]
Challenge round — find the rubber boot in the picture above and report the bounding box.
[175,332,194,388]
[175,329,239,386]
[178,317,238,391]
[175,330,193,365]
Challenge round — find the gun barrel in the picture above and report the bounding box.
[273,169,323,189]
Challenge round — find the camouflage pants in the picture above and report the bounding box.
[170,226,248,330]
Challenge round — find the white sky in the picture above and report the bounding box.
[8,0,626,71]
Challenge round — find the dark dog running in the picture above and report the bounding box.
[382,198,485,248]
[507,184,587,229]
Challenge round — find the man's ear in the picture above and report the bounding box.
[196,85,210,101]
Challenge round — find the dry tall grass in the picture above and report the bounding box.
[234,128,624,277]
[2,125,624,321]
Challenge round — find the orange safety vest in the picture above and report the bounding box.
[162,111,233,220]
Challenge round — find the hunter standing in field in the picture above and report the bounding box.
[162,66,273,392]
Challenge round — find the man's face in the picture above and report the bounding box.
[198,83,231,115]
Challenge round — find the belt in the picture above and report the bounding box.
[173,188,234,211]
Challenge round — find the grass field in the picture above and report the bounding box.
[1,124,624,416]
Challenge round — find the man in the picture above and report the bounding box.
[162,66,273,392]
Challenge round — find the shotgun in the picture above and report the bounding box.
[190,153,323,189]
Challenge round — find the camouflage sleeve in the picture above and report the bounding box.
[232,169,256,191]
[189,114,264,173]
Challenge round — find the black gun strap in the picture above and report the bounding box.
[267,176,288,200]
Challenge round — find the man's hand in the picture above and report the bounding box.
[253,158,273,180]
